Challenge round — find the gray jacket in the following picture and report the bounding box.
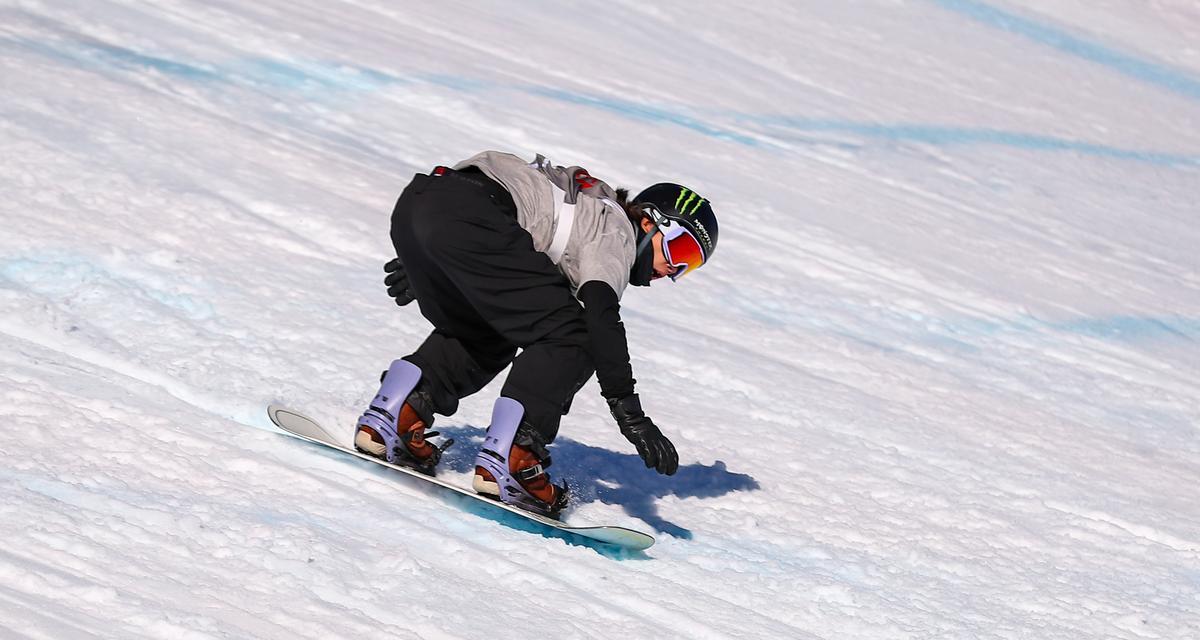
[454,151,637,299]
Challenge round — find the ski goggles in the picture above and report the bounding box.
[644,206,707,281]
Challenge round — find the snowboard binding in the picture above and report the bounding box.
[392,425,454,476]
[355,359,453,476]
[473,397,568,518]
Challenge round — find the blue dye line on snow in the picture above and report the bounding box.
[9,35,467,95]
[929,314,1200,343]
[524,86,763,147]
[1,256,216,322]
[743,117,1200,166]
[932,0,1200,101]
[234,59,399,91]
[529,85,1199,165]
[420,73,495,93]
[8,34,1196,167]
[525,85,1198,166]
[1047,315,1199,342]
[2,35,399,93]
[82,41,223,81]
[4,36,223,82]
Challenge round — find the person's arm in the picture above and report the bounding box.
[577,280,679,475]
[577,280,634,400]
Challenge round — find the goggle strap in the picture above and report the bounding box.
[635,214,662,257]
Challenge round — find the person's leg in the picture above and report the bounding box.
[387,170,596,511]
[357,174,519,469]
[397,173,596,444]
[499,317,594,445]
[388,173,521,416]
[404,329,516,419]
[471,335,593,516]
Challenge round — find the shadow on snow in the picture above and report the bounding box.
[435,424,761,541]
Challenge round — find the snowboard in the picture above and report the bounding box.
[266,405,655,551]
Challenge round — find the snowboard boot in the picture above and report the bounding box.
[472,397,568,518]
[354,359,452,475]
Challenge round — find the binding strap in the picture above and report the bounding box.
[514,456,551,482]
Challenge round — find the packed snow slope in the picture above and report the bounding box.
[2,1,1198,638]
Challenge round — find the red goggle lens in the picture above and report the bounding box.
[663,228,705,280]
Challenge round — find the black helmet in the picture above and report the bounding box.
[633,183,719,271]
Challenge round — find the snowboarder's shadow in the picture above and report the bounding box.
[436,425,760,540]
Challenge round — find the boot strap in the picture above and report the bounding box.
[367,405,396,423]
[514,456,551,482]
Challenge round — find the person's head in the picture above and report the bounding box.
[621,183,719,282]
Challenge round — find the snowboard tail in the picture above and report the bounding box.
[266,405,655,551]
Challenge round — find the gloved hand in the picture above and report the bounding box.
[384,258,416,306]
[608,394,678,475]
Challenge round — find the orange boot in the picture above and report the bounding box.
[355,402,447,474]
[473,441,566,508]
[472,397,568,517]
[354,360,451,475]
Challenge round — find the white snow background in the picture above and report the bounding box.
[2,1,1199,638]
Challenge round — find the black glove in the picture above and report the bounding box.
[384,258,416,306]
[608,394,678,475]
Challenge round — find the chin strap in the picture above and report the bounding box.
[628,214,661,287]
[635,223,657,256]
[629,230,655,286]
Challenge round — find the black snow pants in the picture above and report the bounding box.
[391,168,594,445]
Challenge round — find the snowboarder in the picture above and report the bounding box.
[353,151,719,517]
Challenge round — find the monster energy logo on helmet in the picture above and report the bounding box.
[675,188,707,216]
[673,187,715,254]
[634,183,720,259]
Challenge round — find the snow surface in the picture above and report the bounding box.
[2,1,1198,638]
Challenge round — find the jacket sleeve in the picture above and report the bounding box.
[577,280,635,400]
